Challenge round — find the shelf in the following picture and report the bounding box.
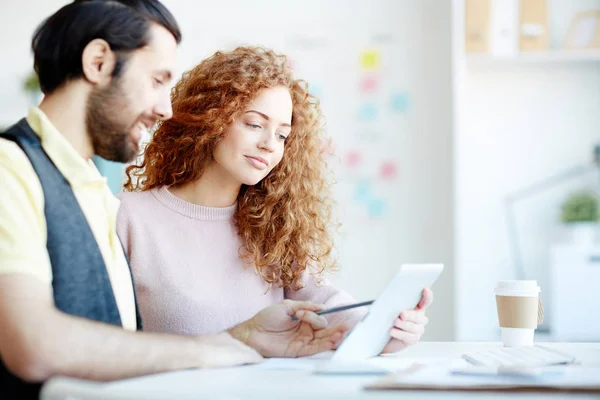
[466,50,600,66]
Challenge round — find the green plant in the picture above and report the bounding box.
[23,71,40,93]
[561,191,599,223]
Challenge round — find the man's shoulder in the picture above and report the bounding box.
[0,136,32,164]
[0,137,43,196]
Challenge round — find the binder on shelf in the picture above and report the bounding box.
[519,0,549,52]
[465,0,490,53]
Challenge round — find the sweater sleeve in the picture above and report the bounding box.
[284,271,366,328]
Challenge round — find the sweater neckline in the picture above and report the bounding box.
[152,186,237,221]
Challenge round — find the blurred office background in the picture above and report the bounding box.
[1,0,599,343]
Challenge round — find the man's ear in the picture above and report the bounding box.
[81,39,117,85]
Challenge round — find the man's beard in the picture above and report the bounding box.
[86,79,139,163]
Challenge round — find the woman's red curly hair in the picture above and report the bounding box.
[124,46,337,290]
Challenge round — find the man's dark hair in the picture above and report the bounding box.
[32,0,182,94]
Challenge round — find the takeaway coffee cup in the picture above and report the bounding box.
[495,280,543,347]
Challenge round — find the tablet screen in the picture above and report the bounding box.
[331,263,444,362]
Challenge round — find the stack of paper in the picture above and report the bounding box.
[365,365,600,393]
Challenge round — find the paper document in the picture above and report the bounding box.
[246,352,468,375]
[365,365,600,393]
[245,351,334,371]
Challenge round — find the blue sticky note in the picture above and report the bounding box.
[368,198,386,218]
[391,93,410,113]
[354,182,372,203]
[310,84,323,100]
[359,103,379,121]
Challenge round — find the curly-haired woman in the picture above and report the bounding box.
[116,46,433,354]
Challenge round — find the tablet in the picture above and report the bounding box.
[330,263,444,362]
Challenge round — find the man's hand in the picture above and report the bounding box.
[381,288,433,354]
[193,332,263,368]
[229,300,349,358]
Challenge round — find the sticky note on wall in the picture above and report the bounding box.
[310,84,323,99]
[346,151,362,167]
[391,93,410,113]
[321,138,335,156]
[360,50,380,70]
[359,103,379,121]
[354,182,372,202]
[368,198,386,218]
[360,76,378,93]
[380,162,398,179]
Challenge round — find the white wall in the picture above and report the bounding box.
[0,1,455,340]
[0,0,67,126]
[453,0,600,340]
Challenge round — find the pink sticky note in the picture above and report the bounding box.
[321,138,335,156]
[380,162,397,179]
[346,151,362,167]
[360,76,378,93]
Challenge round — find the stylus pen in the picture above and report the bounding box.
[291,300,374,321]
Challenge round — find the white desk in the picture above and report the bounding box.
[41,342,600,400]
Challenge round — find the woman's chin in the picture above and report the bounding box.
[240,175,265,187]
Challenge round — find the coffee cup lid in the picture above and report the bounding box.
[495,280,540,293]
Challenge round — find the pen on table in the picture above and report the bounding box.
[291,300,374,321]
